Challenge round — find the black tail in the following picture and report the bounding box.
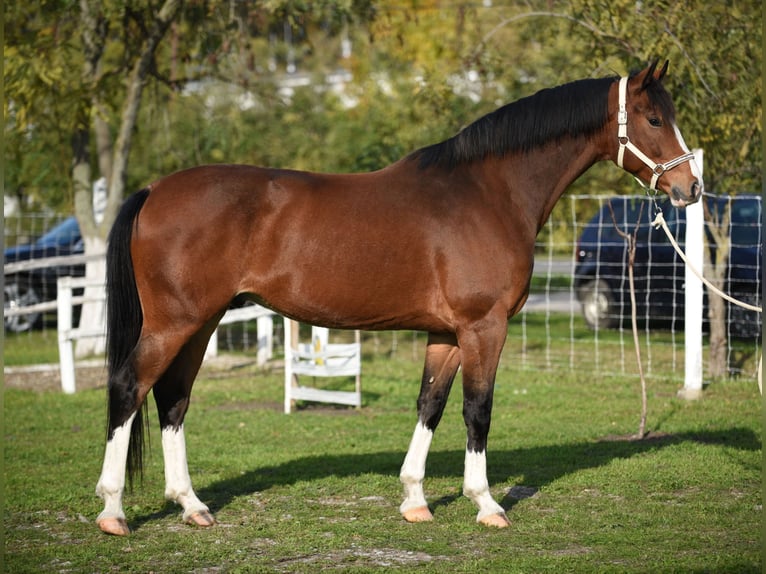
[105,188,150,488]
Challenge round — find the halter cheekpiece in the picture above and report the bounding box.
[616,76,695,191]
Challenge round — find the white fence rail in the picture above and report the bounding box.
[55,276,276,394]
[4,251,105,277]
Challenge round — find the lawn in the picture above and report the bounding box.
[3,325,762,573]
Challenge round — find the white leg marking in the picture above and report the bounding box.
[463,449,506,521]
[399,421,434,514]
[95,412,136,522]
[162,425,210,521]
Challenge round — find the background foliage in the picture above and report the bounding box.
[5,1,762,214]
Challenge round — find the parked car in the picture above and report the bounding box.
[4,216,84,333]
[574,195,762,339]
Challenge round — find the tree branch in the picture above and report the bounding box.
[661,23,718,100]
[103,0,184,229]
[471,11,637,63]
[608,200,648,439]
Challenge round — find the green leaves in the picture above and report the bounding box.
[5,1,760,212]
[565,0,761,194]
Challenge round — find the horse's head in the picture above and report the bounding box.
[612,60,702,207]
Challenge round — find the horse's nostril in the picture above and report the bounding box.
[691,180,701,199]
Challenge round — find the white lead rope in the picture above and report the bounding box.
[651,211,762,313]
[653,209,762,394]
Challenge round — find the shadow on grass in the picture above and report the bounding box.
[130,426,759,531]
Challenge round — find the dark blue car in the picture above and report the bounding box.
[4,216,84,332]
[573,195,762,339]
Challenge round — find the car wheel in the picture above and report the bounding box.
[4,281,42,333]
[578,278,618,330]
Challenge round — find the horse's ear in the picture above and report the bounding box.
[656,60,669,81]
[640,60,659,90]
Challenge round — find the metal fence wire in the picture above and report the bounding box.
[4,194,762,381]
[519,193,761,380]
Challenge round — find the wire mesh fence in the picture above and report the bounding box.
[516,193,761,381]
[4,194,761,381]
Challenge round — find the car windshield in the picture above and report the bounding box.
[35,217,80,248]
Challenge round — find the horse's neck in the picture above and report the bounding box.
[499,135,609,233]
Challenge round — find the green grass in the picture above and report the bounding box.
[4,329,62,366]
[3,326,761,573]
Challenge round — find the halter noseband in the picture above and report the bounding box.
[616,76,695,191]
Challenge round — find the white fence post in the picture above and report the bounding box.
[205,310,274,363]
[256,314,274,364]
[679,148,704,399]
[56,277,77,394]
[205,331,219,360]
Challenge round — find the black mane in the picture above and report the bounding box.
[409,74,619,170]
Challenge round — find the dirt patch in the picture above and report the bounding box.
[2,354,271,394]
[275,545,443,571]
[4,356,363,419]
[4,363,107,393]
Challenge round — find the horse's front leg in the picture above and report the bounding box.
[400,333,461,523]
[95,413,137,536]
[458,317,511,528]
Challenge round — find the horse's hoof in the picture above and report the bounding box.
[402,506,433,523]
[97,517,130,536]
[185,510,217,528]
[478,512,511,528]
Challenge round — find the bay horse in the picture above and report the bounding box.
[96,60,702,535]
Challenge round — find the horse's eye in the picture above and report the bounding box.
[648,117,663,128]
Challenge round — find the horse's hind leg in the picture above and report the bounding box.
[153,321,220,528]
[95,412,138,535]
[400,333,461,523]
[95,328,196,535]
[95,320,215,535]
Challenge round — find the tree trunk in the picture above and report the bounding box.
[73,0,183,358]
[703,200,731,379]
[72,120,106,358]
[73,160,108,357]
[71,0,107,358]
[705,254,728,379]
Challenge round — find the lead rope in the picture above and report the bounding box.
[650,206,762,394]
[650,210,762,313]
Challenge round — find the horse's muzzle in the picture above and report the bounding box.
[670,179,702,207]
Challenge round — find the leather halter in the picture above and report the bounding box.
[616,76,695,191]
